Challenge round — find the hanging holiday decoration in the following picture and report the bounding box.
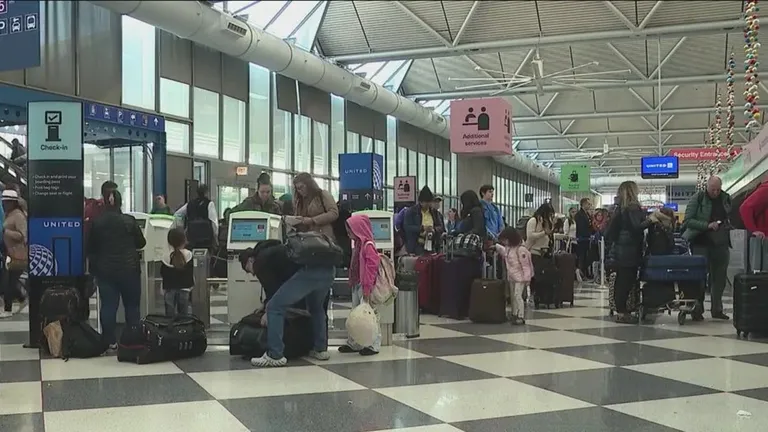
[713,95,723,173]
[744,0,761,132]
[726,52,737,161]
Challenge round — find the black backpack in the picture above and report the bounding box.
[40,286,81,324]
[229,308,313,359]
[61,321,108,359]
[186,198,214,249]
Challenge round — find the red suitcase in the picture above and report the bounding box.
[416,254,443,314]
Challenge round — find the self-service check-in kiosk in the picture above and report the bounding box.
[227,211,282,325]
[352,210,396,346]
[147,214,174,262]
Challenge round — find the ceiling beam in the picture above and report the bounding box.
[516,128,707,141]
[638,1,664,30]
[603,1,637,31]
[512,106,716,123]
[410,74,722,99]
[327,19,743,63]
[453,1,480,46]
[606,43,647,79]
[650,37,687,79]
[516,142,724,153]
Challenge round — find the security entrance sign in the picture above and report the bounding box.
[560,164,591,192]
[26,101,85,347]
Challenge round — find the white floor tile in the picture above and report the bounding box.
[0,343,40,361]
[209,306,228,315]
[329,308,350,319]
[0,321,29,332]
[524,317,624,331]
[483,330,623,349]
[419,314,470,325]
[41,356,183,381]
[372,425,464,432]
[650,319,737,336]
[0,382,42,415]
[542,307,610,317]
[307,345,429,365]
[626,358,768,392]
[637,336,768,357]
[407,325,471,340]
[607,393,768,432]
[571,299,610,308]
[441,350,613,377]
[44,401,249,432]
[375,378,593,423]
[189,365,365,399]
[210,295,227,302]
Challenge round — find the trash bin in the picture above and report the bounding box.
[394,272,420,338]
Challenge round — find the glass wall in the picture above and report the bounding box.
[193,87,220,158]
[121,16,155,109]
[222,96,246,163]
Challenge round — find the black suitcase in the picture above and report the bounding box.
[229,308,313,359]
[118,314,207,364]
[532,254,560,307]
[734,273,768,338]
[438,255,481,319]
[468,251,506,324]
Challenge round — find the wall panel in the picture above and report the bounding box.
[166,154,193,210]
[26,0,76,95]
[159,30,192,84]
[77,2,121,104]
[192,43,222,93]
[222,55,248,101]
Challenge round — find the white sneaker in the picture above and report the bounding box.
[309,350,331,361]
[251,353,287,368]
[0,311,13,319]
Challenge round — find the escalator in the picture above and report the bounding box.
[0,135,27,197]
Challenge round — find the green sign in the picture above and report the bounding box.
[560,164,591,192]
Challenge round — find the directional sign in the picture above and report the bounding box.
[83,102,165,133]
[0,0,40,72]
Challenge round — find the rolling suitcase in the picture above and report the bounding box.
[437,235,481,319]
[531,253,560,308]
[468,251,507,323]
[733,272,768,338]
[415,254,442,314]
[748,236,768,273]
[553,252,576,306]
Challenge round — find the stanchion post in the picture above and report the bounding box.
[599,238,607,289]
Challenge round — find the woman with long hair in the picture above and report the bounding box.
[292,173,339,239]
[457,190,486,237]
[605,181,649,323]
[527,202,556,308]
[526,203,555,256]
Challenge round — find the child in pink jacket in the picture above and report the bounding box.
[495,227,534,325]
[338,214,381,356]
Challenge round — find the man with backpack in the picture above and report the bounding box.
[174,184,219,250]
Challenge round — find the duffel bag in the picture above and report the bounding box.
[642,255,707,282]
[229,308,313,360]
[118,314,207,364]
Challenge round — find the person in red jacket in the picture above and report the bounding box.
[740,180,768,238]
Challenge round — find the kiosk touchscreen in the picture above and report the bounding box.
[351,210,396,346]
[147,214,174,262]
[227,211,282,325]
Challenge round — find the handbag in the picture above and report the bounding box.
[7,242,28,271]
[284,230,344,267]
[448,233,482,257]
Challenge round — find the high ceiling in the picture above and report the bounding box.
[314,0,753,179]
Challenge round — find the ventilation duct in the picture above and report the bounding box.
[589,173,698,188]
[90,0,556,183]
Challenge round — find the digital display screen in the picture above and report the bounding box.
[136,219,146,229]
[230,219,268,242]
[641,156,679,179]
[370,218,392,242]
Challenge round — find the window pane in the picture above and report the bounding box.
[330,179,339,200]
[361,135,373,153]
[222,96,246,163]
[272,172,290,197]
[159,78,189,118]
[84,144,111,199]
[288,2,327,51]
[273,109,292,170]
[418,153,426,190]
[374,139,384,158]
[450,152,457,196]
[313,121,329,175]
[218,186,241,217]
[330,95,345,177]
[386,140,396,186]
[121,16,155,109]
[408,150,417,178]
[113,148,133,212]
[248,64,270,166]
[165,121,190,154]
[435,158,443,195]
[443,159,450,197]
[386,188,394,211]
[131,146,146,212]
[294,115,311,173]
[398,147,408,177]
[427,155,435,192]
[193,87,220,158]
[347,132,359,153]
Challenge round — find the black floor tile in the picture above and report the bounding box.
[174,350,311,373]
[549,342,707,366]
[0,413,45,432]
[0,360,40,383]
[395,336,528,356]
[574,326,698,342]
[433,322,550,336]
[322,357,496,388]
[728,352,768,367]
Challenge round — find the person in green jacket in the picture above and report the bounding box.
[231,173,282,215]
[682,176,732,320]
[150,195,173,215]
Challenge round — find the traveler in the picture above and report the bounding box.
[494,227,533,325]
[87,189,147,348]
[150,195,173,215]
[479,184,504,239]
[174,184,218,250]
[682,175,732,320]
[278,193,293,215]
[575,198,594,280]
[338,214,381,356]
[563,206,578,239]
[646,208,676,256]
[457,190,487,238]
[605,181,649,324]
[526,202,555,256]
[740,177,768,237]
[242,243,334,367]
[445,208,459,233]
[403,186,445,254]
[160,228,193,317]
[0,189,26,319]
[292,173,339,239]
[85,181,118,251]
[432,197,445,226]
[231,173,282,215]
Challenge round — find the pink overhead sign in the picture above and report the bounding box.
[450,98,513,155]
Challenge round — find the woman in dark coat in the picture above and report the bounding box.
[605,181,650,323]
[457,190,486,238]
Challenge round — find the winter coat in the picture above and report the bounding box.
[403,204,445,254]
[231,195,282,215]
[294,190,339,240]
[481,200,504,239]
[605,203,649,268]
[456,206,486,238]
[88,208,147,278]
[346,214,380,296]
[682,190,732,242]
[740,181,768,234]
[495,244,533,283]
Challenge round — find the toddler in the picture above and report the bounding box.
[160,228,194,317]
[338,214,381,356]
[495,227,533,325]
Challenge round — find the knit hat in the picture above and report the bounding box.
[417,186,434,203]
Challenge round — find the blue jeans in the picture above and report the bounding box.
[97,272,141,345]
[266,265,334,359]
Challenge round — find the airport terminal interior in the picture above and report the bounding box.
[2,0,768,431]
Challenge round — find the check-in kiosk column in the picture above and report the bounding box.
[226,211,282,325]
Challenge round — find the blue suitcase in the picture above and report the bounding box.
[642,255,707,282]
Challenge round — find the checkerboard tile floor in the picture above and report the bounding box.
[3,284,768,431]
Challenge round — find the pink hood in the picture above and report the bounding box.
[347,214,381,296]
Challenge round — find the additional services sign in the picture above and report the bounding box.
[668,147,742,161]
[394,176,416,202]
[0,0,41,72]
[450,98,513,156]
[560,164,591,192]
